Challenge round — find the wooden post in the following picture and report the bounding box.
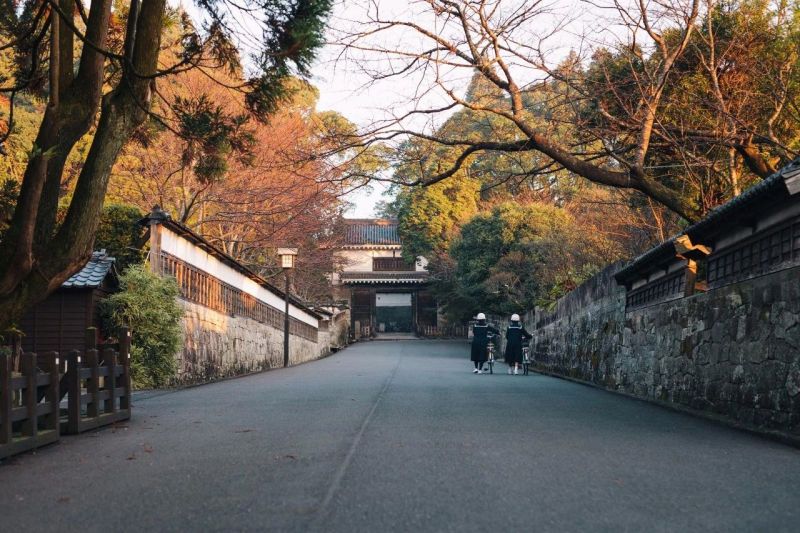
[0,352,10,445]
[684,260,698,297]
[104,348,116,414]
[85,326,97,352]
[10,331,21,373]
[119,328,131,412]
[86,349,99,420]
[147,206,165,275]
[66,350,81,434]
[45,352,59,431]
[21,353,36,438]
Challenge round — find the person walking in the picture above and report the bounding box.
[505,314,532,375]
[471,313,499,374]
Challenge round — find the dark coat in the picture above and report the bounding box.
[471,322,500,362]
[504,322,533,364]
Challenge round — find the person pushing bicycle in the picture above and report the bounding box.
[504,313,533,375]
[471,313,499,374]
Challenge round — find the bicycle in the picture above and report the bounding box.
[522,345,531,375]
[486,334,497,374]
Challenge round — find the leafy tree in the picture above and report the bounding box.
[100,264,182,388]
[0,0,333,331]
[438,202,620,321]
[108,70,351,303]
[335,0,800,221]
[395,174,480,261]
[94,204,145,272]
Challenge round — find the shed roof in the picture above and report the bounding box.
[62,251,116,289]
[343,219,401,246]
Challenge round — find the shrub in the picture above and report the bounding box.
[101,265,183,388]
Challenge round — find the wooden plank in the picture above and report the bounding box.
[36,402,53,416]
[96,390,111,402]
[21,353,36,437]
[11,406,28,422]
[105,348,117,415]
[66,350,81,434]
[86,349,99,419]
[120,328,131,413]
[45,352,60,432]
[0,353,10,445]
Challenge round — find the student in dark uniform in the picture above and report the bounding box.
[471,313,500,374]
[504,313,532,375]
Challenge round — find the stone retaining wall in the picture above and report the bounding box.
[177,300,343,384]
[531,264,800,440]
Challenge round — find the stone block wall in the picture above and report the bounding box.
[531,264,800,439]
[177,300,334,384]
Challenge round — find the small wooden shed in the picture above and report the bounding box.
[18,251,118,354]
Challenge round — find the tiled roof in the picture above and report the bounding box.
[344,219,401,246]
[340,271,428,284]
[615,156,800,283]
[62,251,116,289]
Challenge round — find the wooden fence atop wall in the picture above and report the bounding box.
[0,327,132,461]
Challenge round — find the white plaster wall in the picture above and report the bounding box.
[161,227,318,327]
[334,248,429,279]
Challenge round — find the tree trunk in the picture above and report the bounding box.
[0,0,166,332]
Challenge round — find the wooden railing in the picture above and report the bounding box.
[65,328,131,435]
[0,352,60,460]
[1,327,133,460]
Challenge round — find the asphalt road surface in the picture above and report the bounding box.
[2,340,800,532]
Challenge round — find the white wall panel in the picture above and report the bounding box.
[160,228,318,327]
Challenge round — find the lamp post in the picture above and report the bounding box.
[278,248,298,367]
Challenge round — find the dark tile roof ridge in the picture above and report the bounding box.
[615,156,800,282]
[62,250,116,288]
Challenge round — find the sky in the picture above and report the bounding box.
[178,0,599,218]
[310,1,421,219]
[308,0,593,218]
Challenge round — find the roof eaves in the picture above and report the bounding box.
[614,157,800,284]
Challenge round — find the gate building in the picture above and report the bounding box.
[332,219,437,337]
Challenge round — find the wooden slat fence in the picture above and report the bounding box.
[0,351,60,460]
[1,327,133,460]
[417,325,469,338]
[65,328,131,435]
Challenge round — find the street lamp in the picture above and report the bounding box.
[278,248,298,367]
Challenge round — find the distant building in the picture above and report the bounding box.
[331,219,438,337]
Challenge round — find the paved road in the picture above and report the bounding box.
[2,340,800,532]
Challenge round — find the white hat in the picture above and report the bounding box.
[511,313,520,321]
[476,313,486,320]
